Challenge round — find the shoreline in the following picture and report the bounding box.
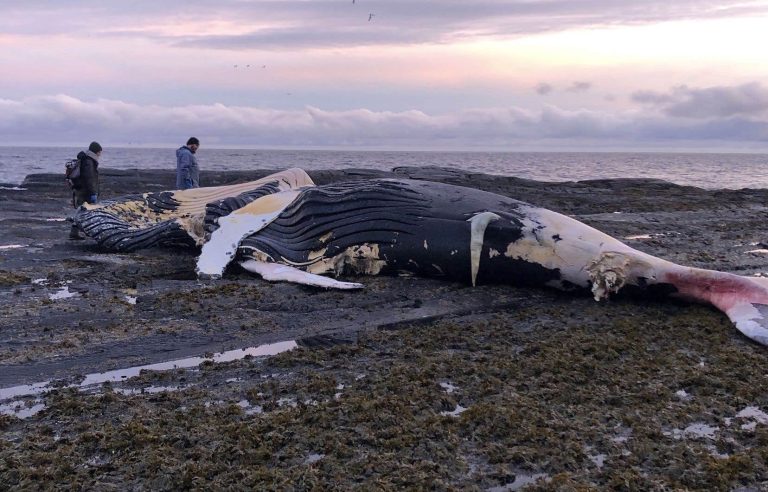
[2,168,768,488]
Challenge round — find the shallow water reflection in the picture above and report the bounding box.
[0,340,298,409]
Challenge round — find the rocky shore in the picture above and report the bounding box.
[2,167,768,490]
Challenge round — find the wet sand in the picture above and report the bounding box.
[2,167,768,489]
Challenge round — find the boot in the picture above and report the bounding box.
[69,225,85,240]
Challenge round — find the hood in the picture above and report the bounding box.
[177,146,194,158]
[85,150,100,162]
[77,150,100,162]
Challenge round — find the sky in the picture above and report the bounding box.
[2,0,768,151]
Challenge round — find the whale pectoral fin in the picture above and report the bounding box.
[722,301,768,346]
[195,190,302,278]
[239,259,365,290]
[467,211,501,287]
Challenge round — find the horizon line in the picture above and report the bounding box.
[0,144,767,155]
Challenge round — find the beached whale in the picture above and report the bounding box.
[74,171,768,346]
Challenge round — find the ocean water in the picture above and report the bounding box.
[1,146,767,190]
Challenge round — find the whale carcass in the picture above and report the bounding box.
[73,169,768,346]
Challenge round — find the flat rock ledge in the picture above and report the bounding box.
[2,167,768,490]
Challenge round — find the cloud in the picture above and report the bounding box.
[566,81,592,93]
[2,1,768,49]
[535,83,554,95]
[534,81,592,96]
[1,94,767,150]
[632,82,768,118]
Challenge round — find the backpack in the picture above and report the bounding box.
[65,158,81,188]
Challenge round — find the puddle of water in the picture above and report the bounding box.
[746,249,768,255]
[0,400,46,419]
[674,389,691,400]
[440,381,458,394]
[79,340,298,386]
[45,218,66,222]
[0,186,27,191]
[233,399,264,415]
[589,453,606,468]
[741,422,757,431]
[0,340,298,402]
[277,397,297,408]
[213,341,298,362]
[0,382,52,401]
[113,385,182,396]
[488,473,550,491]
[706,444,729,459]
[624,234,652,240]
[49,285,79,300]
[440,404,467,417]
[611,425,633,443]
[32,278,48,285]
[737,406,768,423]
[736,406,768,429]
[304,453,324,464]
[0,244,25,250]
[665,423,718,440]
[124,295,137,305]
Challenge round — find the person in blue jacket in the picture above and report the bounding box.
[176,137,200,189]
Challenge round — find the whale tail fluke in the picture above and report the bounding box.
[664,269,768,346]
[720,300,768,346]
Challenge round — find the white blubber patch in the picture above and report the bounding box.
[196,191,300,278]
